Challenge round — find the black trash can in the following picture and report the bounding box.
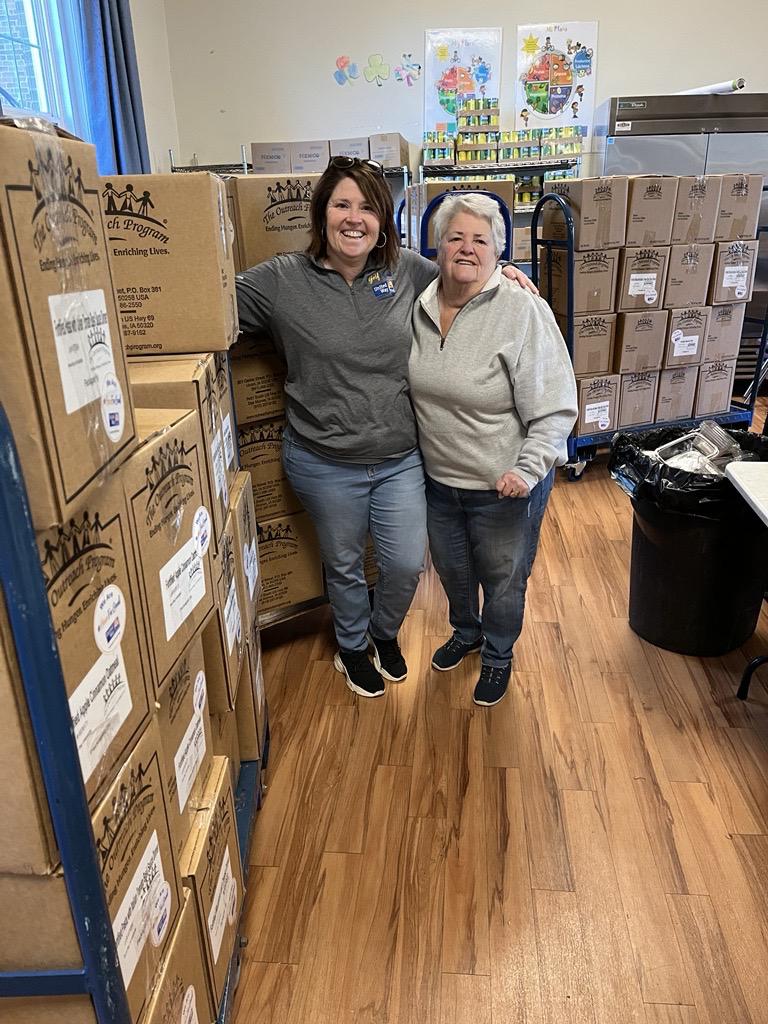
[609,427,768,657]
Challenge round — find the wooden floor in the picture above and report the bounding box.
[232,453,768,1024]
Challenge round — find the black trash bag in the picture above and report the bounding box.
[607,426,768,518]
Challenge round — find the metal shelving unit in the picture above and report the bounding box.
[419,158,578,182]
[0,402,262,1024]
[530,194,768,480]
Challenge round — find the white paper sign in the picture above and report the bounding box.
[208,846,235,964]
[49,289,116,414]
[224,578,241,655]
[673,334,700,357]
[160,536,206,641]
[243,539,259,600]
[69,647,133,783]
[210,431,227,501]
[629,273,658,297]
[113,831,168,988]
[585,400,610,424]
[222,414,235,469]
[182,986,200,1024]
[723,265,748,290]
[174,705,208,813]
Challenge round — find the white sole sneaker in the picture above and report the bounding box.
[367,632,407,682]
[333,652,385,698]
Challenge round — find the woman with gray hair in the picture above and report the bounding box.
[409,192,578,706]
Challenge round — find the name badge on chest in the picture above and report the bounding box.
[368,270,396,299]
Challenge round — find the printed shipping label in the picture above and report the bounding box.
[211,431,227,501]
[224,578,242,655]
[48,289,116,414]
[113,831,167,988]
[222,414,235,469]
[673,334,700,357]
[208,846,235,964]
[585,400,610,425]
[69,647,133,783]
[160,536,207,641]
[723,265,748,290]
[174,707,208,813]
[628,273,658,297]
[244,539,259,599]
[182,987,200,1024]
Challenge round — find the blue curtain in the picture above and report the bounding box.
[80,0,151,174]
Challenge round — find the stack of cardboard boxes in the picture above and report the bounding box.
[540,172,762,432]
[0,122,266,1024]
[404,178,517,253]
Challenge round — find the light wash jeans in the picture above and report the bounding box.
[425,470,555,667]
[282,431,427,651]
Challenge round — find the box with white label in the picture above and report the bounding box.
[250,142,291,175]
[180,755,244,1009]
[143,890,215,1024]
[708,240,758,305]
[616,246,670,312]
[202,514,245,714]
[576,375,620,436]
[0,719,181,1024]
[129,355,238,552]
[704,302,747,363]
[290,139,330,174]
[329,137,370,159]
[229,471,262,635]
[35,469,152,810]
[157,632,214,862]
[663,307,710,369]
[694,359,737,416]
[123,408,215,698]
[0,122,137,530]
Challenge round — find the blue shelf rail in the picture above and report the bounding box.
[419,189,512,261]
[530,193,768,477]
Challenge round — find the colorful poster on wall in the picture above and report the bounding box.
[515,23,598,133]
[424,28,502,133]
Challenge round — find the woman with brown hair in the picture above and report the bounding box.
[236,157,532,698]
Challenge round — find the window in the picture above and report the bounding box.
[0,0,90,140]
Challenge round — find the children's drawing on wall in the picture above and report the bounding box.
[364,54,391,87]
[424,28,502,133]
[333,50,421,88]
[394,54,422,88]
[515,22,598,134]
[333,56,360,86]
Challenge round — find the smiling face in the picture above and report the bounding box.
[438,211,497,289]
[324,176,382,269]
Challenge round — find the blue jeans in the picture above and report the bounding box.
[426,470,555,667]
[282,432,427,651]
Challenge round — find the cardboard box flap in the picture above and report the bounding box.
[135,407,196,444]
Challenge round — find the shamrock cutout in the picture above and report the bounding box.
[333,55,359,86]
[364,54,390,87]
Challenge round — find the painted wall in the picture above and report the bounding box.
[130,0,179,171]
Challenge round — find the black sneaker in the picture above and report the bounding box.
[473,664,512,707]
[334,648,386,698]
[431,633,483,672]
[368,632,407,682]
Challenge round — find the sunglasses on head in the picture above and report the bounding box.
[328,155,384,177]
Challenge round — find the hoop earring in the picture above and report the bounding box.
[375,231,387,249]
[321,225,326,239]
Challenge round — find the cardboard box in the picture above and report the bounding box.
[419,179,516,250]
[250,142,291,175]
[235,620,267,762]
[143,890,215,1024]
[704,302,747,362]
[655,365,698,422]
[663,307,711,368]
[542,247,619,315]
[157,631,214,862]
[1,995,94,1024]
[613,311,668,374]
[230,338,286,423]
[225,174,319,272]
[202,513,245,714]
[180,756,244,1008]
[671,175,722,245]
[257,511,325,614]
[129,354,238,549]
[229,471,262,636]
[616,246,671,312]
[103,173,238,355]
[694,359,737,416]
[618,371,659,427]
[663,243,715,308]
[542,176,628,250]
[512,224,532,263]
[708,240,758,305]
[369,132,410,168]
[0,122,137,530]
[329,137,370,159]
[576,375,620,435]
[557,313,616,377]
[290,140,330,174]
[123,409,215,698]
[36,470,152,808]
[714,174,763,242]
[210,711,240,791]
[238,416,302,520]
[625,176,679,246]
